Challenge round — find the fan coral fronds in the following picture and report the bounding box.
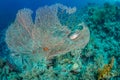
[5,4,90,59]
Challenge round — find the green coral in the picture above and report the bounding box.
[88,3,120,25]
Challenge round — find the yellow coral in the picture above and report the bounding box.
[97,57,114,80]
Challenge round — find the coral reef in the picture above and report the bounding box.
[85,2,120,79]
[0,2,120,80]
[0,58,20,80]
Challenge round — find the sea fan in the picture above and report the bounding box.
[5,4,90,59]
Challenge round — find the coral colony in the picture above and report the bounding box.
[6,4,90,59]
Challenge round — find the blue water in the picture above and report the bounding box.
[0,0,89,29]
[0,0,119,30]
[0,0,117,29]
